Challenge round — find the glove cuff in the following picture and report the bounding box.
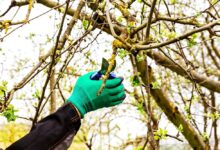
[66,97,86,118]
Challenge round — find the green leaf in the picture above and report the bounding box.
[151,81,160,89]
[187,33,197,48]
[192,33,198,39]
[134,146,144,150]
[167,31,176,39]
[177,124,183,133]
[154,135,160,140]
[184,105,189,113]
[0,91,4,97]
[118,48,130,59]
[205,112,220,120]
[117,16,123,23]
[171,0,177,4]
[127,22,135,34]
[136,54,145,62]
[137,103,145,115]
[154,128,168,140]
[211,0,218,5]
[59,8,65,13]
[82,20,89,30]
[32,89,41,99]
[130,75,140,86]
[186,114,192,120]
[202,132,209,141]
[100,58,109,74]
[0,80,8,97]
[207,68,214,74]
[100,58,116,75]
[1,105,18,122]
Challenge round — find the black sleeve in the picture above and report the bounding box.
[7,102,81,150]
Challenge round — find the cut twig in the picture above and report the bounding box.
[97,49,117,96]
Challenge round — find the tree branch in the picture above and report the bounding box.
[145,0,157,40]
[146,50,220,93]
[32,0,71,126]
[0,0,29,17]
[132,15,200,36]
[135,19,220,50]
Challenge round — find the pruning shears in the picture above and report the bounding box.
[90,58,116,80]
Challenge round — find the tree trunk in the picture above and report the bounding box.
[135,52,208,149]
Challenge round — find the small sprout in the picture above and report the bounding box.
[211,0,218,5]
[82,20,89,30]
[207,68,214,74]
[135,146,144,150]
[0,20,11,33]
[186,114,192,120]
[202,132,209,141]
[177,124,183,133]
[171,0,177,4]
[32,89,41,99]
[167,31,176,39]
[187,33,197,48]
[130,75,140,87]
[184,105,190,113]
[127,22,135,34]
[154,128,168,140]
[136,54,145,62]
[1,105,18,122]
[137,103,145,115]
[58,7,65,13]
[117,16,123,23]
[0,80,8,97]
[184,105,192,120]
[117,48,130,59]
[151,81,160,89]
[205,112,220,120]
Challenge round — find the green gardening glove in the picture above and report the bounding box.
[67,72,126,118]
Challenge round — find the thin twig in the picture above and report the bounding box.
[134,19,220,50]
[145,0,157,40]
[0,3,65,41]
[32,0,71,126]
[106,0,118,38]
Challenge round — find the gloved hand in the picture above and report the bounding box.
[67,72,126,118]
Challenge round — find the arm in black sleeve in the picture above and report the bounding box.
[7,102,81,150]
